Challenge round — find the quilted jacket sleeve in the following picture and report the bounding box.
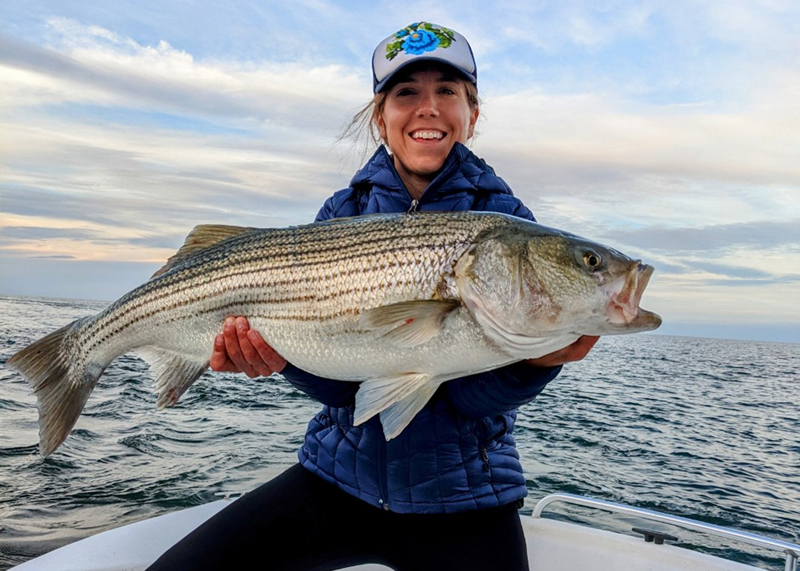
[444,363,562,418]
[280,363,358,407]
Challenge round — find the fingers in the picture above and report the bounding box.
[210,333,236,372]
[561,335,600,362]
[233,317,262,376]
[234,317,285,377]
[217,317,255,377]
[209,316,286,378]
[247,329,287,374]
[526,335,600,368]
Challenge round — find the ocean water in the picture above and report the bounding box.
[0,293,798,570]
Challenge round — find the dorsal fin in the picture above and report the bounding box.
[151,224,253,278]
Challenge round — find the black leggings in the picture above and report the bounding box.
[146,464,530,571]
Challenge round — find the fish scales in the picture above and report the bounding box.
[7,211,661,455]
[108,216,467,317]
[73,213,498,379]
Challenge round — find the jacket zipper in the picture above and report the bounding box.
[480,446,490,470]
[480,419,509,471]
[389,144,459,212]
[373,146,463,507]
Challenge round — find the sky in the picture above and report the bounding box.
[1,1,798,343]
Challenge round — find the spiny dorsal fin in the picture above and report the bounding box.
[151,224,253,278]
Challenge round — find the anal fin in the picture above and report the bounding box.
[379,382,440,440]
[136,348,209,409]
[353,373,433,426]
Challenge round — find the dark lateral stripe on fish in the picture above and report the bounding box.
[85,242,462,337]
[99,246,450,325]
[146,231,460,291]
[75,214,507,355]
[78,254,460,354]
[86,267,442,348]
[166,232,464,278]
[191,304,363,323]
[94,277,427,339]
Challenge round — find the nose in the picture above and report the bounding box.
[416,92,439,117]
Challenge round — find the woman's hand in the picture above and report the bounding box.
[210,316,287,378]
[525,335,600,368]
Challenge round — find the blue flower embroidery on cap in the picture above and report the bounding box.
[402,29,439,55]
[386,22,456,60]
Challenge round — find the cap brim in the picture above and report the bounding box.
[374,57,477,93]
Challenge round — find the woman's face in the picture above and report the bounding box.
[377,67,479,196]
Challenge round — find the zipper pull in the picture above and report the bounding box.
[407,199,419,213]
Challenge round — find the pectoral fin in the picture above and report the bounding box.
[358,300,459,347]
[136,348,209,408]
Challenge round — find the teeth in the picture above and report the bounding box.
[412,131,444,140]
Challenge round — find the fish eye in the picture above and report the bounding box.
[583,250,602,269]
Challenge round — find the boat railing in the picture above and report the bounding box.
[532,493,799,571]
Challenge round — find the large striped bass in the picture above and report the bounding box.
[8,211,661,456]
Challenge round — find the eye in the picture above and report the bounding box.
[395,87,416,97]
[583,250,602,270]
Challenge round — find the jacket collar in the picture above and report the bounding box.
[349,142,510,202]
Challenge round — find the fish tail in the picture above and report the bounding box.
[7,318,105,457]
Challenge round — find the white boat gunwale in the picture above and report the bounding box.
[533,493,800,571]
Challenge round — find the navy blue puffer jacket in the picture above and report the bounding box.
[281,143,561,514]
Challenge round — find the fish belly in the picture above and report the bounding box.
[251,307,516,382]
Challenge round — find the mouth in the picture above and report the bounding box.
[410,130,445,141]
[604,262,662,330]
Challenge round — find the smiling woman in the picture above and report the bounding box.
[145,21,599,571]
[376,66,480,198]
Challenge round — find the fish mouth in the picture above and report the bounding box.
[604,262,662,331]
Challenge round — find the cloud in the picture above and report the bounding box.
[477,87,800,191]
[0,4,798,341]
[0,23,371,267]
[0,27,366,130]
[1,226,99,241]
[610,220,800,254]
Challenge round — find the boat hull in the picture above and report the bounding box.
[9,498,767,571]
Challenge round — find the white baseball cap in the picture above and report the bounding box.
[372,22,477,93]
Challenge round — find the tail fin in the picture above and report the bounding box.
[7,319,104,457]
